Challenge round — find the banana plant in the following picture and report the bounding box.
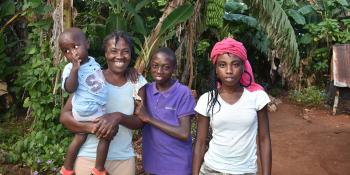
[134,1,194,73]
[244,0,300,77]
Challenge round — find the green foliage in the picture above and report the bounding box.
[245,0,301,76]
[289,86,327,106]
[225,0,248,14]
[297,0,350,85]
[159,2,194,36]
[223,4,271,56]
[0,0,15,18]
[0,1,71,173]
[287,9,306,25]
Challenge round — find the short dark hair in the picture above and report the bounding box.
[153,47,177,66]
[102,31,136,61]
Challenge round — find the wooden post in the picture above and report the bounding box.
[62,0,73,29]
[332,87,339,115]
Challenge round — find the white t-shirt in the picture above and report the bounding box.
[78,75,147,160]
[195,88,270,174]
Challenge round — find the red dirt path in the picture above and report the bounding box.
[269,102,350,175]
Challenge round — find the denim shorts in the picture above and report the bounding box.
[199,162,256,175]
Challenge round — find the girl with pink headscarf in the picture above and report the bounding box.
[193,38,272,175]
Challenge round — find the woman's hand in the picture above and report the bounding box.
[60,95,98,134]
[93,113,122,139]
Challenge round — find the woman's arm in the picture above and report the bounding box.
[192,114,209,175]
[257,105,272,175]
[93,111,143,138]
[119,85,145,129]
[93,86,146,138]
[59,95,97,133]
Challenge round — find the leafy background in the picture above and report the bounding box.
[0,0,349,173]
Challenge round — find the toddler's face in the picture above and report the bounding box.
[59,35,89,63]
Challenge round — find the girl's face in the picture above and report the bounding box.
[105,38,131,74]
[216,53,243,87]
[150,52,175,85]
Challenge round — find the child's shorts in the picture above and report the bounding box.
[199,162,256,175]
[72,106,105,121]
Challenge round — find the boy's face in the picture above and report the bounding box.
[59,33,89,63]
[150,52,175,85]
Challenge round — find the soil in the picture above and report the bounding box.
[269,99,350,175]
[1,99,350,175]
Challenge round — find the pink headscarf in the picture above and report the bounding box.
[210,38,264,92]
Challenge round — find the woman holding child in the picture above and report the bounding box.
[60,31,146,175]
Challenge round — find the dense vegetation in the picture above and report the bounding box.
[0,0,349,173]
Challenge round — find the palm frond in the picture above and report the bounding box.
[244,0,300,76]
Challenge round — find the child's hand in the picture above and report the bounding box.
[71,55,81,70]
[134,100,150,123]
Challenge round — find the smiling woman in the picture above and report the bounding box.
[60,31,147,175]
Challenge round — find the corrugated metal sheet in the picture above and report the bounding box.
[332,44,350,87]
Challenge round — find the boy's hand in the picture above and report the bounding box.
[134,100,150,123]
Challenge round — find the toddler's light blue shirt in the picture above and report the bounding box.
[62,56,107,117]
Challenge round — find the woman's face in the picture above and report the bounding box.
[216,53,243,87]
[104,37,131,74]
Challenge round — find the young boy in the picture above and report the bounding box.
[135,47,195,175]
[59,27,110,175]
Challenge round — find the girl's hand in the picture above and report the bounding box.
[125,67,139,83]
[134,100,150,123]
[93,113,122,139]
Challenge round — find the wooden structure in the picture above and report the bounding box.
[331,44,350,115]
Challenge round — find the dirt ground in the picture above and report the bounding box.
[1,99,350,175]
[269,100,350,175]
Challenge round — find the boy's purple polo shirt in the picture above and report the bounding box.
[142,80,195,175]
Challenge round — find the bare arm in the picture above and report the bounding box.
[60,96,118,139]
[119,85,145,129]
[93,86,145,138]
[192,114,209,175]
[258,106,272,175]
[140,112,192,141]
[59,95,97,133]
[64,67,79,93]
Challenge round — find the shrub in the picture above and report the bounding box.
[289,86,327,107]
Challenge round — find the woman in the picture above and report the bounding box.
[60,31,147,175]
[192,38,272,175]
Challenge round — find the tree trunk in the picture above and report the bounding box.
[50,0,73,100]
[134,0,184,73]
[182,0,202,89]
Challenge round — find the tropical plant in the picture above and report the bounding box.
[244,0,300,78]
